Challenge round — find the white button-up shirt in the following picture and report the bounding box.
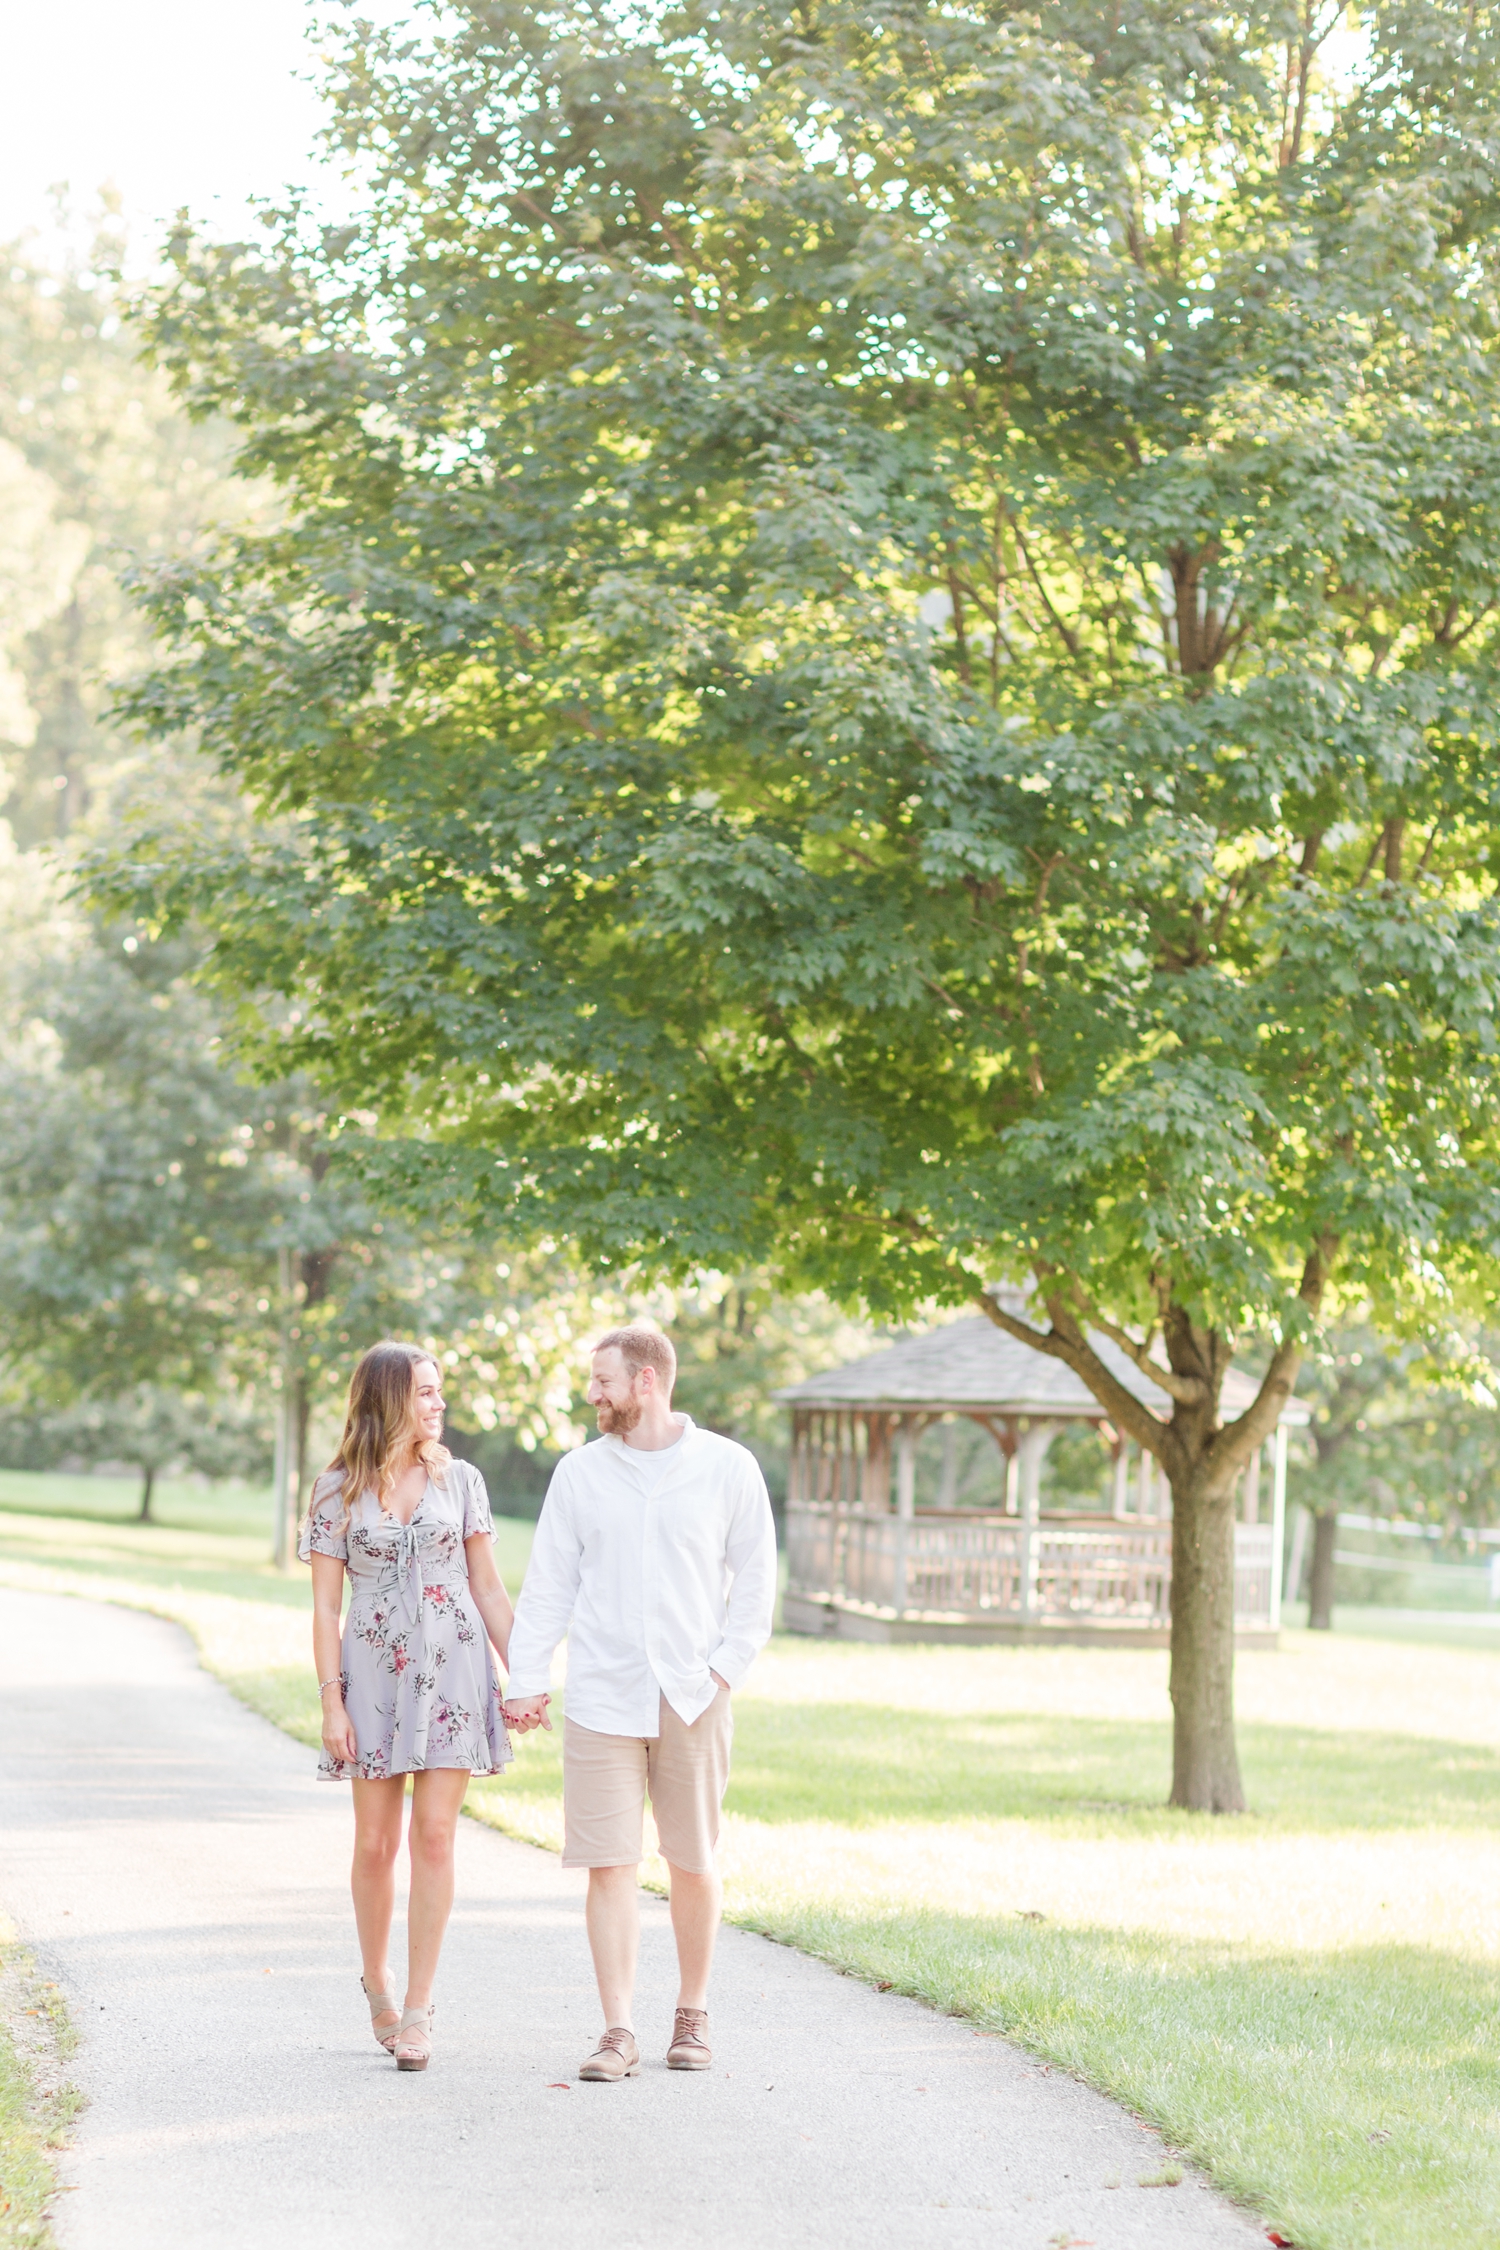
[505,1416,778,1733]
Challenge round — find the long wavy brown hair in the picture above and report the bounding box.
[319,1340,450,1525]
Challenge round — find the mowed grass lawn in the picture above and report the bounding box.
[2,1473,1498,2250]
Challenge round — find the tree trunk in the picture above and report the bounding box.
[1307,1508,1338,1630]
[137,1463,155,1523]
[978,1280,1326,1817]
[293,1377,310,1546]
[1168,1473,1246,1812]
[272,1373,308,1571]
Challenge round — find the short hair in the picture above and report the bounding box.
[593,1325,677,1392]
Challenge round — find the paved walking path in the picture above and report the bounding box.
[0,1588,1265,2250]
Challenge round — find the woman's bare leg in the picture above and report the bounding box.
[404,1769,471,2009]
[350,1776,406,2034]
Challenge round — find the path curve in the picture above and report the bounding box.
[0,1588,1264,2250]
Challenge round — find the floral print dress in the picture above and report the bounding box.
[298,1460,513,1783]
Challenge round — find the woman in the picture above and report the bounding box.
[300,1339,519,2072]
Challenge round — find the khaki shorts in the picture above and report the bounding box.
[562,1689,732,1875]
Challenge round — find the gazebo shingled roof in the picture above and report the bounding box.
[775,1315,1310,1427]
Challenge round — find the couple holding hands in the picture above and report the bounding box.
[301,1325,777,2077]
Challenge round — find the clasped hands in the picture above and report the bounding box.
[502,1670,729,1735]
[502,1692,553,1733]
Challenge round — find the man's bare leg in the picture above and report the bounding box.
[666,1860,722,2009]
[585,1863,640,2029]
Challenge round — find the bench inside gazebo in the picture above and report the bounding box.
[776,1314,1308,1647]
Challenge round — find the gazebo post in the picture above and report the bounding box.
[1243,1444,1262,1525]
[895,1422,917,1517]
[1269,1424,1288,1630]
[864,1410,891,1512]
[1016,1422,1054,1620]
[893,1418,916,1616]
[938,1418,957,1509]
[1112,1435,1130,1519]
[818,1412,847,1604]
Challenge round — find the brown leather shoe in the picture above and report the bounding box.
[578,2026,640,2081]
[666,2006,712,2070]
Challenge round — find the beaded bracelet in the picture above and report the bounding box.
[318,1677,343,1694]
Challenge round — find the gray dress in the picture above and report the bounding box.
[299,1459,514,1783]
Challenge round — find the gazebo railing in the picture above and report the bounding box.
[787,1503,1278,1629]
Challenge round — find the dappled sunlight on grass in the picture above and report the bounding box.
[0,1505,537,1615]
[0,1506,310,1606]
[717,1812,1500,1959]
[0,1468,275,1538]
[744,1628,1500,1750]
[729,1700,1500,1832]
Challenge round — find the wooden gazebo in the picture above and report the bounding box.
[776,1315,1309,1647]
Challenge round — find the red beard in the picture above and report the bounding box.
[595,1393,642,1436]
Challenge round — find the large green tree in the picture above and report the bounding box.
[107,0,1500,1805]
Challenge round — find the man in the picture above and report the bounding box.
[503,1325,778,2081]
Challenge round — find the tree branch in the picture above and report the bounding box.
[1076,1302,1208,1402]
[945,558,972,686]
[972,1291,1075,1365]
[1382,816,1406,885]
[920,972,970,1017]
[1012,524,1082,658]
[1033,1268,1212,1404]
[973,1284,1175,1465]
[1442,596,1496,649]
[1354,827,1385,888]
[1027,850,1063,913]
[1217,1236,1337,1464]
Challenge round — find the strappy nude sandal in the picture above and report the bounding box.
[361,1975,400,2051]
[394,2003,434,2072]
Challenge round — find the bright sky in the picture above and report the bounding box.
[0,0,360,262]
